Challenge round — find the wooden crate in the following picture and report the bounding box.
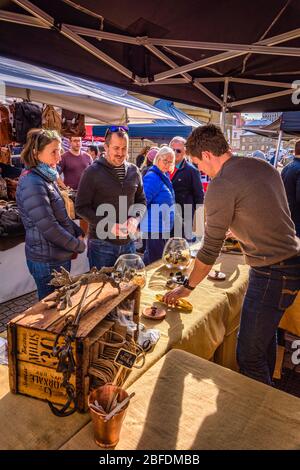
[8,281,140,412]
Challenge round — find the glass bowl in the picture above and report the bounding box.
[114,254,146,288]
[162,237,191,270]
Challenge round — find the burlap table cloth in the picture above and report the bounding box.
[61,349,300,450]
[125,253,249,387]
[0,365,89,450]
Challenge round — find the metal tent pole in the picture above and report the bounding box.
[220,79,229,133]
[274,129,283,167]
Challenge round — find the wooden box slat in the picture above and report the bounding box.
[8,283,140,412]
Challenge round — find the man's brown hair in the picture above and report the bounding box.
[295,140,300,156]
[105,129,128,146]
[186,124,229,159]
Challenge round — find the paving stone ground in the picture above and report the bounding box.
[0,291,38,333]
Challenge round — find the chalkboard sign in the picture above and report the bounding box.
[114,348,137,369]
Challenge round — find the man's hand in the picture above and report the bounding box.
[163,285,191,306]
[127,217,139,236]
[111,222,128,238]
[163,258,212,306]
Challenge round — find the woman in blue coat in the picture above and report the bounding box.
[16,129,85,300]
[141,146,175,265]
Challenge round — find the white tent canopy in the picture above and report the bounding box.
[0,56,174,125]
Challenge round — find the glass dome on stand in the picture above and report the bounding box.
[162,237,191,271]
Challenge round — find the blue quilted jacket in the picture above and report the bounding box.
[16,168,85,263]
[140,165,175,234]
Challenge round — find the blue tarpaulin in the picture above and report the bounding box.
[243,112,300,140]
[93,100,202,138]
[280,112,300,136]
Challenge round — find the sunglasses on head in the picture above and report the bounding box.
[105,125,129,138]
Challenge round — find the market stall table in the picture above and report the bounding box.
[61,349,300,450]
[0,237,89,303]
[0,252,249,449]
[0,364,89,450]
[124,252,249,387]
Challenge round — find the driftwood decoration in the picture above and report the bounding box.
[47,267,122,310]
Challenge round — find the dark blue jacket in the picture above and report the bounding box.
[16,168,85,263]
[141,165,175,233]
[281,157,300,230]
[171,159,204,214]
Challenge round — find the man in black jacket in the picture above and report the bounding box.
[75,127,146,269]
[169,136,204,241]
[281,140,300,237]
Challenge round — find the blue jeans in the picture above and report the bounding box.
[237,255,300,385]
[143,234,167,266]
[27,259,71,300]
[87,238,136,269]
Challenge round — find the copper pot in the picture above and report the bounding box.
[88,384,128,448]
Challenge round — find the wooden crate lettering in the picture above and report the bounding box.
[17,361,75,406]
[16,326,75,369]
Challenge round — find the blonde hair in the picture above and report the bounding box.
[21,128,61,168]
[153,146,175,172]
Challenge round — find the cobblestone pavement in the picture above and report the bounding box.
[0,291,38,333]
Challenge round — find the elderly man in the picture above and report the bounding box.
[169,136,204,241]
[252,150,267,161]
[75,126,146,269]
[164,124,300,386]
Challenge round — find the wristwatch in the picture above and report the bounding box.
[183,277,195,291]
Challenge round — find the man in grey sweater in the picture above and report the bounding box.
[164,124,300,386]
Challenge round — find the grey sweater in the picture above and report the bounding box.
[197,156,300,267]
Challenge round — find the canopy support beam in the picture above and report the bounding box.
[153,28,300,82]
[12,0,136,82]
[228,88,294,108]
[144,44,223,107]
[195,77,293,89]
[274,129,283,168]
[1,2,300,110]
[67,24,300,57]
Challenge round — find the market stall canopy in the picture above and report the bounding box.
[0,56,173,124]
[93,99,202,139]
[243,111,300,140]
[1,1,300,113]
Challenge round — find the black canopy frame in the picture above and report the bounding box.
[1,0,300,130]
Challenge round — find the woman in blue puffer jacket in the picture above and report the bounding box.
[16,129,85,300]
[141,146,176,265]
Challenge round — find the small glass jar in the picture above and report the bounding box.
[162,237,191,270]
[114,254,146,288]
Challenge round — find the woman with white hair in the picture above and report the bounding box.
[141,146,176,265]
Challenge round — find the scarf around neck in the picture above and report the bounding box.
[36,162,58,182]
